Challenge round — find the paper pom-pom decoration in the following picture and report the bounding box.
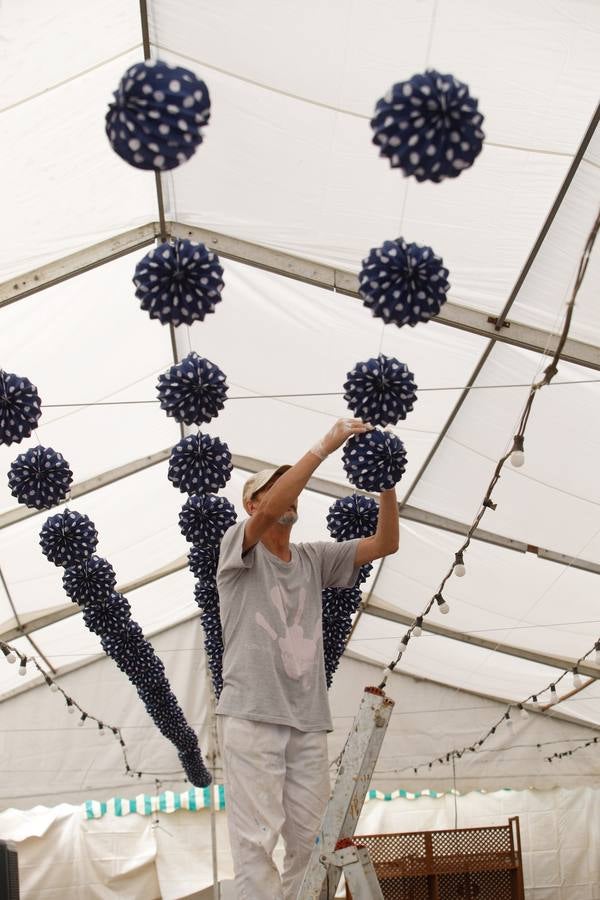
[7,446,72,510]
[188,544,220,581]
[39,509,98,567]
[322,586,362,688]
[342,429,407,492]
[326,495,379,541]
[168,433,232,495]
[133,239,224,326]
[0,370,42,445]
[179,493,237,546]
[356,562,373,587]
[101,621,156,674]
[178,747,212,787]
[344,355,417,427]
[371,70,485,182]
[63,555,117,605]
[157,352,228,426]
[359,238,449,328]
[199,603,224,699]
[106,60,210,171]
[82,592,131,636]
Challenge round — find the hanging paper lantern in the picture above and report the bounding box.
[178,747,212,787]
[188,544,220,581]
[157,352,228,426]
[0,370,42,445]
[106,60,210,171]
[359,238,449,328]
[371,70,485,182]
[343,355,417,427]
[39,508,98,567]
[63,555,117,605]
[82,592,131,636]
[133,239,224,326]
[168,433,232,495]
[326,494,379,541]
[179,493,237,546]
[7,446,72,510]
[342,429,407,492]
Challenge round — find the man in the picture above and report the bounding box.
[216,417,400,899]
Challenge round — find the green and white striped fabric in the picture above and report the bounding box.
[84,785,226,819]
[84,785,491,819]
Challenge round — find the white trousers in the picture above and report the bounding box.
[218,715,330,900]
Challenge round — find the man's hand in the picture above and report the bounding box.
[310,418,373,461]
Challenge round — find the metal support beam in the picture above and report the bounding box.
[364,599,600,680]
[0,224,159,309]
[2,219,599,370]
[172,222,600,372]
[0,555,188,643]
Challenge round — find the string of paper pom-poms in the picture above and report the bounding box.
[376,206,600,693]
[406,635,600,775]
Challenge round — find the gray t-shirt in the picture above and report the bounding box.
[215,520,361,732]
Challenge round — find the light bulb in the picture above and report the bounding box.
[572,669,583,689]
[519,704,528,720]
[505,711,513,726]
[413,617,423,638]
[436,594,450,615]
[18,657,27,676]
[98,724,105,737]
[4,649,16,664]
[550,684,558,702]
[396,636,409,658]
[50,682,59,693]
[66,699,75,714]
[531,695,539,708]
[510,435,525,468]
[78,714,87,727]
[454,552,466,577]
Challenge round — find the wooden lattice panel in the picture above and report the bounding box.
[347,819,524,900]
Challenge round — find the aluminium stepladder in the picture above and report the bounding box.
[296,685,395,899]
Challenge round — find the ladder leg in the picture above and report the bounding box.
[337,846,384,900]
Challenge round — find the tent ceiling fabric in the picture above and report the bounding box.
[1,0,600,805]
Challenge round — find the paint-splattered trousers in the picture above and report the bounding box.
[218,715,330,900]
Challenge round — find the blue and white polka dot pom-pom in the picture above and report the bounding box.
[101,621,155,674]
[157,352,228,425]
[179,493,237,546]
[168,433,232,494]
[342,429,407,492]
[133,239,224,326]
[83,592,132,636]
[359,238,449,328]
[40,509,98,567]
[326,494,379,541]
[371,70,485,182]
[0,370,42,445]
[63,555,117,605]
[344,354,417,427]
[106,60,210,171]
[188,544,220,581]
[8,446,73,510]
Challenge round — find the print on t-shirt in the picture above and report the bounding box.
[255,584,320,690]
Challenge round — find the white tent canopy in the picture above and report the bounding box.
[1,0,600,829]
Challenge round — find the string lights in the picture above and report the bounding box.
[376,206,600,691]
[405,632,600,775]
